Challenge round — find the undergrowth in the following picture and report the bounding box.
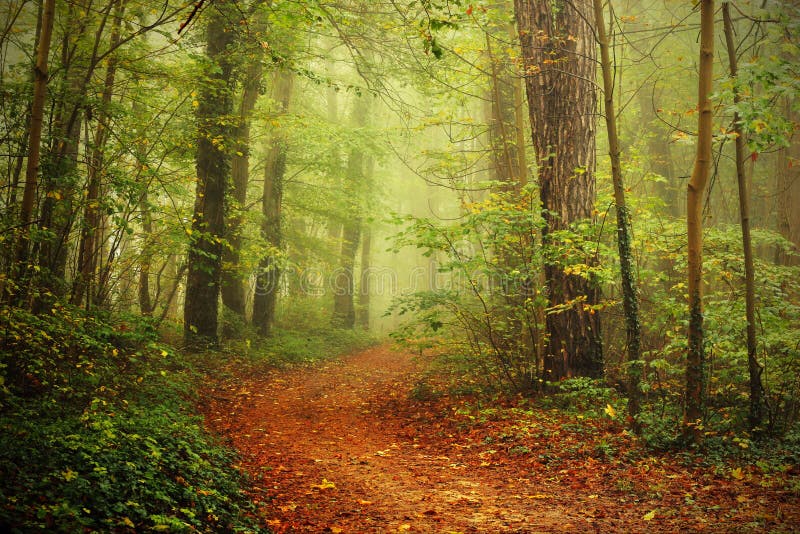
[0,303,265,533]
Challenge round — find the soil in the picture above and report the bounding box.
[200,344,800,533]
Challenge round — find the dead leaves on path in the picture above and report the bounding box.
[198,346,800,533]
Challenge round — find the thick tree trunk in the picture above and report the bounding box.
[222,61,263,318]
[514,0,602,380]
[722,3,763,431]
[684,0,715,442]
[593,0,642,425]
[184,4,236,347]
[12,0,55,304]
[332,96,369,329]
[252,67,293,337]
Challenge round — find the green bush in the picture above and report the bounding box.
[0,304,264,533]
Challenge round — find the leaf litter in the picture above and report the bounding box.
[199,345,800,532]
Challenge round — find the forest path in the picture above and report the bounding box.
[201,345,586,532]
[200,344,798,533]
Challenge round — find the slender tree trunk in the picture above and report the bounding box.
[252,67,293,337]
[357,226,371,329]
[593,0,642,426]
[514,0,602,380]
[137,189,154,316]
[222,61,263,318]
[12,0,55,304]
[722,3,763,431]
[184,4,236,347]
[685,0,715,442]
[72,0,124,308]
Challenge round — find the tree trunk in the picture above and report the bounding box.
[12,0,55,305]
[332,95,369,328]
[722,3,763,431]
[222,61,263,318]
[514,0,603,381]
[593,0,642,426]
[252,67,293,337]
[685,0,715,442]
[332,221,361,328]
[357,226,371,329]
[776,104,800,266]
[72,0,124,308]
[184,4,236,348]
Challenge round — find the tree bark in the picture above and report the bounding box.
[184,3,236,348]
[514,0,603,380]
[221,60,264,318]
[722,3,763,431]
[72,0,125,308]
[12,0,55,305]
[252,67,293,337]
[357,226,371,329]
[593,0,642,426]
[332,95,369,329]
[684,0,715,442]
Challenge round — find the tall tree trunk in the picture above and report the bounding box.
[38,0,110,298]
[776,102,800,266]
[722,3,763,431]
[72,0,124,308]
[593,0,642,426]
[184,4,236,347]
[252,67,293,337]
[357,226,371,329]
[222,61,263,318]
[514,0,603,380]
[685,0,715,442]
[11,0,55,305]
[332,96,369,328]
[137,189,154,316]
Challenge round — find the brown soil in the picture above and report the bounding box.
[200,344,800,533]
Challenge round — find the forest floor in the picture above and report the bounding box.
[199,345,800,533]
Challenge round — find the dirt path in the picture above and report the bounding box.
[201,345,799,533]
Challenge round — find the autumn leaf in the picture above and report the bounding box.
[643,509,657,521]
[730,467,745,480]
[604,403,617,418]
[311,478,336,490]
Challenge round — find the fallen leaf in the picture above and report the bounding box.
[311,478,336,490]
[731,467,744,480]
[643,509,656,521]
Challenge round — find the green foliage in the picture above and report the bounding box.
[388,186,609,393]
[0,304,263,532]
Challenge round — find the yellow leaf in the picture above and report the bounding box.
[398,525,411,532]
[604,403,617,418]
[63,469,78,481]
[731,467,744,480]
[160,350,168,357]
[311,478,336,490]
[122,517,135,528]
[643,509,656,521]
